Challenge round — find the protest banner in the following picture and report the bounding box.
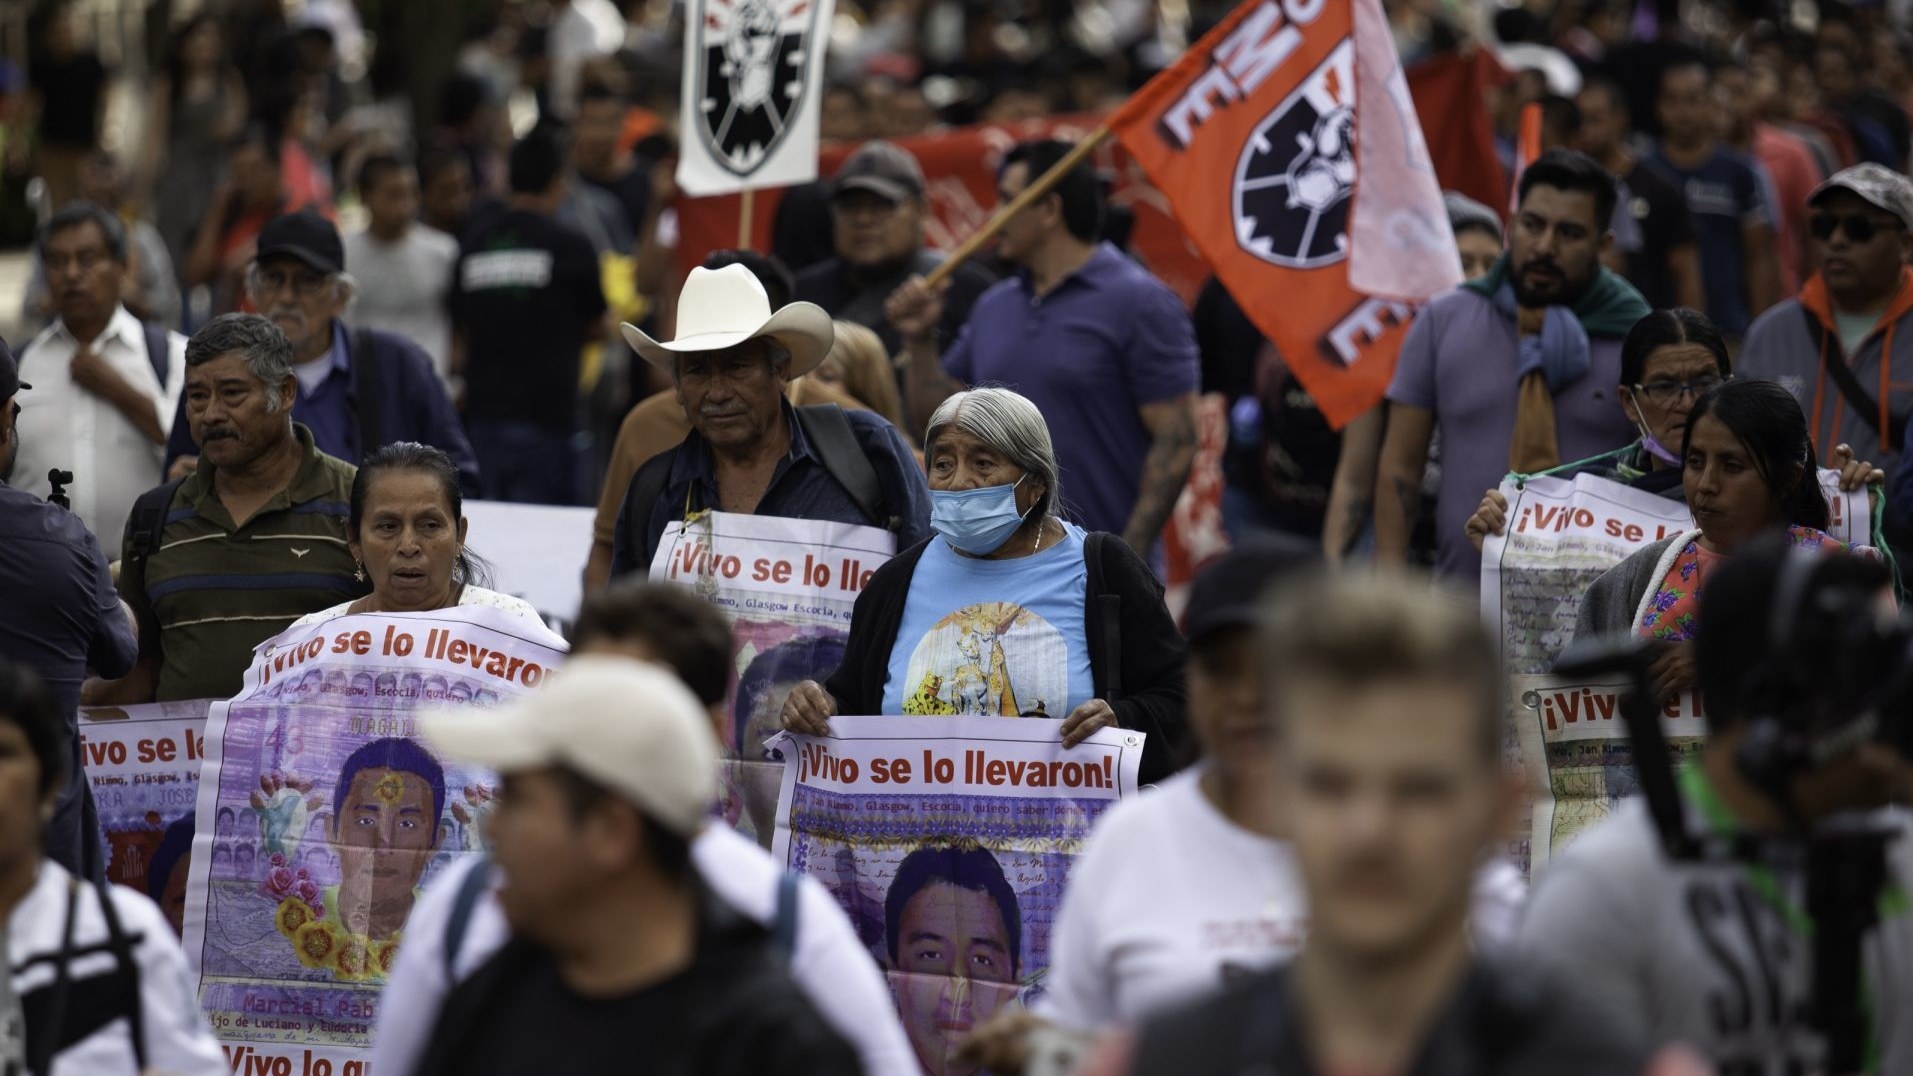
[181,606,567,1074]
[1104,0,1460,427]
[79,701,214,921]
[1482,470,1870,676]
[1512,676,1708,874]
[767,716,1144,1074]
[649,511,898,844]
[461,500,594,629]
[676,0,839,197]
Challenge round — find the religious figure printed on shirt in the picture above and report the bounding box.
[901,602,1068,717]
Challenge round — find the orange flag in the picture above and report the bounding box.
[1108,0,1461,428]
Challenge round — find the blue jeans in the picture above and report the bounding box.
[466,420,585,505]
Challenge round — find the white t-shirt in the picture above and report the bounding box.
[1516,796,1913,1075]
[369,824,920,1076]
[10,861,226,1076]
[343,225,459,383]
[1038,767,1530,1031]
[286,585,545,633]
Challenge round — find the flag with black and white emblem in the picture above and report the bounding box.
[677,0,838,196]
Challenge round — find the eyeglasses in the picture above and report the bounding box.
[1633,375,1727,405]
[1809,213,1905,243]
[247,266,333,298]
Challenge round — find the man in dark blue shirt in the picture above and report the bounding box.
[162,211,480,492]
[0,338,138,879]
[609,264,931,576]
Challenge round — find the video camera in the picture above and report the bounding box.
[1554,546,1906,1074]
[46,468,73,511]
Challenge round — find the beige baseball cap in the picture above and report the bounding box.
[420,657,717,839]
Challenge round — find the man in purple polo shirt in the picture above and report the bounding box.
[1374,150,1647,582]
[888,139,1199,559]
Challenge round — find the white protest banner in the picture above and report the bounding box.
[768,716,1145,1074]
[461,500,594,629]
[676,0,839,196]
[182,606,567,1075]
[1512,676,1708,874]
[651,511,896,843]
[1482,470,1868,676]
[79,701,214,920]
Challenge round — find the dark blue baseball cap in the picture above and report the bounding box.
[1181,536,1321,646]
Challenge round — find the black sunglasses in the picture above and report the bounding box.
[1809,212,1905,243]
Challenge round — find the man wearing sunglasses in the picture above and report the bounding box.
[1739,164,1913,555]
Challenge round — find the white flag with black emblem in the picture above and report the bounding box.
[677,0,837,196]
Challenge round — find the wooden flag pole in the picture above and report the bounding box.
[922,125,1113,289]
[739,188,757,250]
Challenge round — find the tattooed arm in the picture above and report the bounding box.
[1323,406,1385,565]
[1121,393,1200,557]
[1372,402,1435,567]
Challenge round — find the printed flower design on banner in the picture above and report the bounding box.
[333,933,373,981]
[292,920,339,970]
[370,938,402,980]
[260,856,325,918]
[374,774,407,805]
[274,897,316,939]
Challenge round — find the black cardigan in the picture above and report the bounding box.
[823,531,1189,783]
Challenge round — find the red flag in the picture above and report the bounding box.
[1107,0,1461,427]
[1405,50,1513,214]
[1509,100,1544,215]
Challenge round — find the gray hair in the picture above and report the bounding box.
[925,387,1062,519]
[185,313,296,413]
[38,201,128,264]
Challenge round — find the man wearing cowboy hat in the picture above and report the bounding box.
[607,263,931,577]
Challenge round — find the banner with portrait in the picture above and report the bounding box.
[1512,675,1707,875]
[78,700,215,933]
[649,511,896,844]
[767,716,1144,1075]
[180,606,567,1074]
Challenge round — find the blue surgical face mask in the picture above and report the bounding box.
[931,475,1029,555]
[1629,407,1681,466]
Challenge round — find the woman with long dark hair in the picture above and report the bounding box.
[1571,379,1879,693]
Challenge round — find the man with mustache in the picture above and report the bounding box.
[163,211,477,494]
[1375,149,1647,583]
[608,263,930,575]
[1737,165,1913,554]
[88,313,362,704]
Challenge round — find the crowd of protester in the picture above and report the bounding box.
[1,0,1913,1073]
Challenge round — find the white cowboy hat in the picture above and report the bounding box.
[621,264,835,377]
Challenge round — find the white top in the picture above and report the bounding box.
[13,306,185,547]
[1517,798,1913,1074]
[1038,767,1531,1031]
[9,861,226,1076]
[343,225,459,383]
[287,585,545,633]
[369,824,920,1076]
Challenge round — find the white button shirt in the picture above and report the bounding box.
[14,305,186,549]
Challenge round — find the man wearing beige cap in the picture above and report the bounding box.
[607,262,931,578]
[1739,163,1913,553]
[795,140,996,356]
[404,656,862,1075]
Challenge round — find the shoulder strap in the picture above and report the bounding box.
[1800,306,1908,452]
[1082,533,1122,701]
[350,328,383,461]
[771,871,801,959]
[442,857,494,980]
[141,321,170,388]
[92,881,147,1071]
[127,477,187,562]
[620,451,678,570]
[794,405,890,531]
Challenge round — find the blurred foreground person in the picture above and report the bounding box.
[373,584,913,1076]
[960,543,1527,1074]
[409,657,864,1076]
[1115,573,1655,1076]
[2,661,225,1075]
[1518,536,1913,1072]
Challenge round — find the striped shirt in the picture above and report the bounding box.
[121,424,365,701]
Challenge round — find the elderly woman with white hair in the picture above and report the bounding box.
[782,387,1187,781]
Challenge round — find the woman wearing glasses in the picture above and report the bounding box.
[1464,308,1882,549]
